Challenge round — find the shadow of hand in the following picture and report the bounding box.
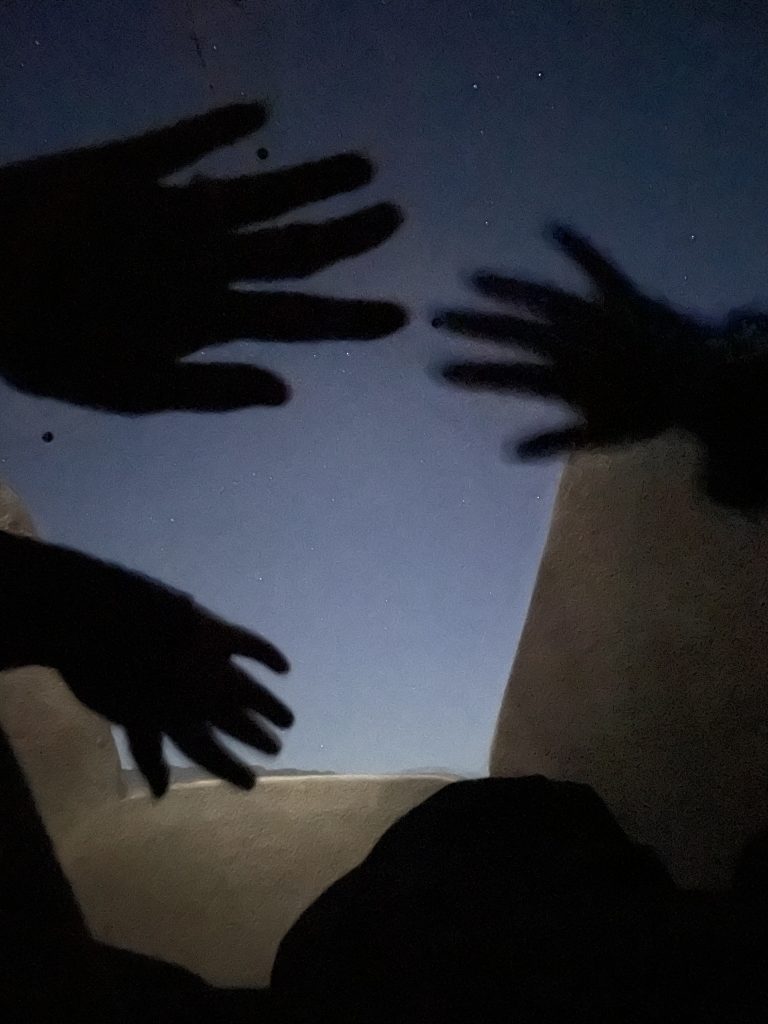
[0,102,406,413]
[0,531,292,797]
[435,224,712,458]
[435,225,768,511]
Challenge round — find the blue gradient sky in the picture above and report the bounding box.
[2,0,768,774]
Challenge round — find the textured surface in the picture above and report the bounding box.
[491,431,768,889]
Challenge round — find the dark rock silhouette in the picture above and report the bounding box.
[273,776,768,1022]
[93,944,278,1023]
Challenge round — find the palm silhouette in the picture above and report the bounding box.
[0,102,406,412]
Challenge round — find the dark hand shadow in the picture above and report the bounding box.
[0,102,406,413]
[0,529,291,797]
[433,224,768,514]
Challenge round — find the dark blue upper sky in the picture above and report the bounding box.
[2,0,767,774]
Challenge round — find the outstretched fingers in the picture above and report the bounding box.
[224,291,407,341]
[435,310,562,356]
[108,103,268,179]
[169,726,256,790]
[548,224,637,301]
[516,426,591,459]
[138,363,291,411]
[471,273,590,322]
[126,727,169,798]
[222,663,294,728]
[226,203,404,281]
[442,361,561,397]
[181,153,376,228]
[208,619,290,675]
[213,706,282,756]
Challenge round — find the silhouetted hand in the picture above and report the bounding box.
[436,224,713,455]
[435,225,768,511]
[0,530,292,797]
[0,102,406,412]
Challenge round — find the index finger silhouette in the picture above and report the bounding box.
[549,224,637,300]
[225,665,294,728]
[126,727,168,798]
[224,292,407,341]
[442,361,559,395]
[170,727,256,790]
[183,153,375,228]
[436,310,559,354]
[106,102,268,178]
[472,273,590,321]
[226,203,404,281]
[517,425,590,458]
[212,619,290,673]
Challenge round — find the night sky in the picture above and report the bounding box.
[2,0,768,775]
